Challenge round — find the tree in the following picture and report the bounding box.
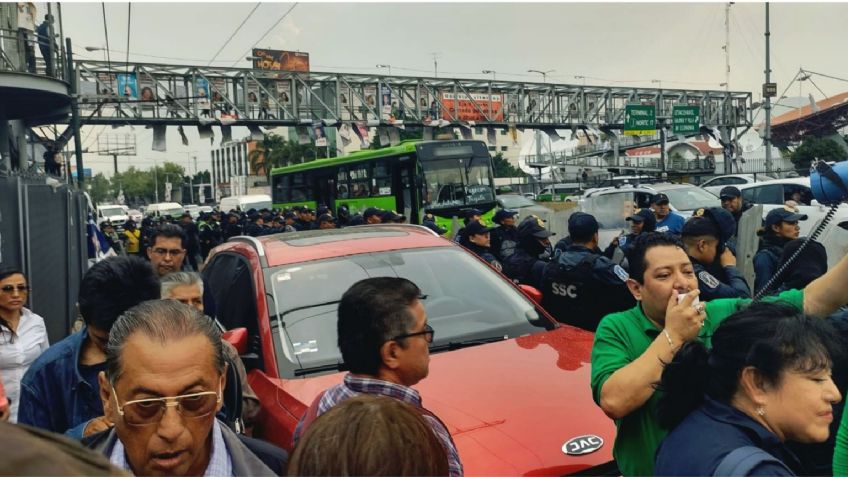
[790,137,845,171]
[88,173,113,203]
[248,134,328,180]
[492,153,524,178]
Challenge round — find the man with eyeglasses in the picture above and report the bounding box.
[85,300,282,476]
[293,277,462,477]
[147,224,188,277]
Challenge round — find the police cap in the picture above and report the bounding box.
[363,207,383,219]
[626,208,657,232]
[493,209,519,224]
[517,216,554,239]
[465,220,495,236]
[317,214,335,224]
[690,206,737,244]
[764,207,808,228]
[651,193,670,205]
[719,186,742,200]
[464,208,483,219]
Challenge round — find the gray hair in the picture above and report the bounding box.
[106,300,225,384]
[160,271,204,298]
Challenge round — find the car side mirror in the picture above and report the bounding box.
[518,284,543,305]
[222,327,248,355]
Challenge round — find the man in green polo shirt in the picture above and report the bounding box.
[591,233,848,476]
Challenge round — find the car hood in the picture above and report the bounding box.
[278,326,616,476]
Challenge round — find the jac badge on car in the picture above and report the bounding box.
[562,435,604,456]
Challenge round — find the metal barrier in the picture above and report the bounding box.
[0,174,88,343]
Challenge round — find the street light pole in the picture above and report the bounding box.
[482,69,496,81]
[574,75,586,86]
[376,64,392,76]
[527,69,554,84]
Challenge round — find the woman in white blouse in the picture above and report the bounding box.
[0,269,49,422]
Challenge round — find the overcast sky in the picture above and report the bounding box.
[54,1,848,176]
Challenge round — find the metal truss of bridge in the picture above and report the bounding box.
[70,60,752,133]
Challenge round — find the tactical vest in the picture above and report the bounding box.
[541,254,634,332]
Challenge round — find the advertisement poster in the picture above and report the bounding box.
[354,121,370,148]
[209,77,228,105]
[138,75,156,102]
[380,86,393,120]
[275,81,291,104]
[313,121,327,147]
[117,74,138,100]
[252,48,310,72]
[363,86,377,111]
[96,73,116,96]
[195,78,210,110]
[439,92,504,122]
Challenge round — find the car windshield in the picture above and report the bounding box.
[100,207,125,216]
[266,247,549,377]
[243,200,272,211]
[661,187,720,211]
[498,194,536,209]
[422,156,494,209]
[580,192,635,231]
[162,207,184,216]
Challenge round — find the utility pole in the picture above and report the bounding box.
[724,3,733,93]
[431,53,440,78]
[764,2,773,173]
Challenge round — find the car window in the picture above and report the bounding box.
[266,247,549,377]
[783,184,813,205]
[742,184,783,205]
[498,194,536,209]
[661,187,721,211]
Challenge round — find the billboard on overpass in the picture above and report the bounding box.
[252,49,310,72]
[439,92,504,122]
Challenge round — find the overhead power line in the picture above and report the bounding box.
[230,2,299,67]
[208,3,261,66]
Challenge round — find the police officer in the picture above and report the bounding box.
[462,220,502,271]
[317,214,337,230]
[502,216,553,288]
[681,208,751,300]
[197,211,223,260]
[490,209,519,261]
[604,207,656,261]
[422,212,447,235]
[244,212,266,237]
[753,207,808,295]
[719,186,754,237]
[295,207,316,231]
[541,212,635,331]
[651,193,685,235]
[453,208,483,243]
[363,207,384,225]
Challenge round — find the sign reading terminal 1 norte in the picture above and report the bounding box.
[672,105,700,135]
[624,104,656,136]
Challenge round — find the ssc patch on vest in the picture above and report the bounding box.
[613,265,629,282]
[698,270,720,289]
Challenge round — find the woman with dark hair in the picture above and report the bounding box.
[0,269,49,422]
[753,208,808,294]
[654,302,842,476]
[288,394,449,476]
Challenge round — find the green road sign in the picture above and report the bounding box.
[624,104,656,136]
[672,105,700,135]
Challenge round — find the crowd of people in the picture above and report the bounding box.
[3,183,848,476]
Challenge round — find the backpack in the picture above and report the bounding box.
[712,446,793,476]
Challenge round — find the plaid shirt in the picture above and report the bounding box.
[294,374,464,477]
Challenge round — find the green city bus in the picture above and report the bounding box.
[269,140,497,234]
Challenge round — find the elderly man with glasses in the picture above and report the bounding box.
[86,300,282,476]
[293,277,462,477]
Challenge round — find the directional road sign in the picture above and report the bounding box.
[672,105,700,135]
[624,104,656,136]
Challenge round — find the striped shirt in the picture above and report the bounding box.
[294,374,463,477]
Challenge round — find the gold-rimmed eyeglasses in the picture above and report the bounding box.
[111,388,221,426]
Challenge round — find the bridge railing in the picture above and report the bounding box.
[0,25,65,81]
[71,60,754,130]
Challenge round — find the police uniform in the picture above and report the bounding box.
[684,208,751,299]
[462,221,502,272]
[692,259,750,300]
[542,244,634,331]
[502,217,553,288]
[490,209,519,261]
[753,208,808,294]
[452,208,483,244]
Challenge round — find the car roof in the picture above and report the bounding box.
[584,182,693,197]
[736,177,810,189]
[255,224,451,267]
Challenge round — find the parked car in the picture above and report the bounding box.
[145,202,185,218]
[700,174,765,196]
[203,225,617,476]
[536,183,583,202]
[219,194,272,213]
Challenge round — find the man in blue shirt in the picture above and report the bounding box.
[18,256,160,439]
[651,193,685,235]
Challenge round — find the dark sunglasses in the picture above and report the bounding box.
[1,285,30,294]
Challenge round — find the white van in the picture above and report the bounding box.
[145,202,185,218]
[219,194,272,212]
[96,204,129,225]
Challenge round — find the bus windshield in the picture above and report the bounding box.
[422,155,494,209]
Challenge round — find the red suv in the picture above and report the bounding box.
[202,225,617,476]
